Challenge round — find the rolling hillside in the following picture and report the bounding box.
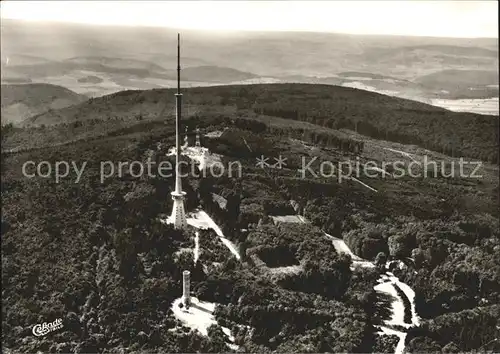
[415,69,499,98]
[1,83,88,126]
[178,66,259,83]
[5,84,498,163]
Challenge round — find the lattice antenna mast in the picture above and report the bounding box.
[169,33,187,230]
[174,33,182,194]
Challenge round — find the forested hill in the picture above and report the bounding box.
[2,81,499,353]
[17,84,500,162]
[1,83,87,126]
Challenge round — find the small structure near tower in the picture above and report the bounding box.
[182,126,189,149]
[195,128,201,148]
[182,270,191,308]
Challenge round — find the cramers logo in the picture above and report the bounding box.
[32,318,63,337]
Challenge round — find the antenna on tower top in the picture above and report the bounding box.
[177,33,181,94]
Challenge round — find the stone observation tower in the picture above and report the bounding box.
[169,34,188,229]
[182,270,191,307]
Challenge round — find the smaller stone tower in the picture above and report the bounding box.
[182,270,191,308]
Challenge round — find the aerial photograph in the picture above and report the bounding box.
[1,1,499,353]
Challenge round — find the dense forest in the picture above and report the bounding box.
[2,84,499,353]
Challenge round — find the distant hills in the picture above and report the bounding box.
[77,75,103,84]
[178,66,258,82]
[2,57,164,79]
[1,19,498,120]
[415,69,499,98]
[1,20,497,100]
[1,83,87,126]
[65,56,167,72]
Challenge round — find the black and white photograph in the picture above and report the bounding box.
[1,1,499,353]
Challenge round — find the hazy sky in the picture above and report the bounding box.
[1,1,498,38]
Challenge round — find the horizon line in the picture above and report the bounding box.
[2,17,498,41]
